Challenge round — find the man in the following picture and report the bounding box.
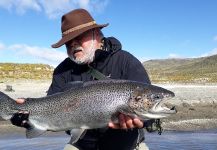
[11,9,151,150]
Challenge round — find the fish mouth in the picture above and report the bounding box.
[147,95,177,118]
[134,94,177,119]
[137,104,177,119]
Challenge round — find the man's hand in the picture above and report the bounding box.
[10,98,30,129]
[108,114,143,129]
[15,98,25,104]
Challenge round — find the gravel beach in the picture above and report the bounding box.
[0,80,217,132]
[160,84,217,131]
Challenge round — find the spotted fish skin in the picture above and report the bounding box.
[0,80,176,138]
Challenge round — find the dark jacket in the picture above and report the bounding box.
[47,37,151,150]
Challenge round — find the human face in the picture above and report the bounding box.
[66,29,100,64]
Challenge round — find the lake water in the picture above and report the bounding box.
[0,130,217,150]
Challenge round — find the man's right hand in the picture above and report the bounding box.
[10,99,30,129]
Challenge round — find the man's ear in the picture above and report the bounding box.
[94,29,102,43]
[94,29,99,37]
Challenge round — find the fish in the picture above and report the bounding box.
[0,80,176,142]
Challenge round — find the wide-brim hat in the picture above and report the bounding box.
[52,9,109,48]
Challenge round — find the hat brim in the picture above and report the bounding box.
[51,23,109,48]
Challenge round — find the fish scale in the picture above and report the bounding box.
[0,79,176,140]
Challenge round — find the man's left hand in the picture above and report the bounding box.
[108,114,143,129]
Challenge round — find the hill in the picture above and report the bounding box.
[1,54,217,84]
[143,54,217,83]
[0,63,54,81]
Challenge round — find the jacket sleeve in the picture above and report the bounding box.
[124,52,151,84]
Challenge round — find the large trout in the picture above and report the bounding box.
[0,80,176,142]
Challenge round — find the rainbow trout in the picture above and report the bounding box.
[0,80,176,142]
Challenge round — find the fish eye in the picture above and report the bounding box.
[151,94,162,100]
[155,95,160,99]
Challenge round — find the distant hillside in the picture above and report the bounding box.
[0,63,54,80]
[143,54,217,83]
[1,55,217,83]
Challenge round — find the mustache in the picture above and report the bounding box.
[73,46,83,51]
[68,46,83,55]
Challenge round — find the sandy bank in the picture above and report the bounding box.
[0,79,51,99]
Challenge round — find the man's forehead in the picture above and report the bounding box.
[65,29,95,45]
[78,29,94,37]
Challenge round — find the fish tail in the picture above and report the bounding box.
[0,91,16,120]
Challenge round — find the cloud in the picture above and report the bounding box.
[168,53,183,59]
[39,0,74,19]
[2,43,67,66]
[138,53,185,63]
[9,44,67,62]
[0,0,41,15]
[200,48,217,57]
[0,0,109,19]
[137,57,150,63]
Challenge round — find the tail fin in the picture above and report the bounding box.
[0,91,15,120]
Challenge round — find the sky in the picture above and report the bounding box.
[0,0,217,66]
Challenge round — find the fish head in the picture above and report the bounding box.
[128,84,176,119]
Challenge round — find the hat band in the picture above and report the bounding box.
[62,21,96,36]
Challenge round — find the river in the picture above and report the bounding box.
[0,130,217,150]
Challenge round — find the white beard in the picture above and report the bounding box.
[69,44,95,64]
[69,31,96,64]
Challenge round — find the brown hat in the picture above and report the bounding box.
[51,9,108,48]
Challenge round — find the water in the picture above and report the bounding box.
[0,132,69,150]
[0,130,217,150]
[145,130,217,150]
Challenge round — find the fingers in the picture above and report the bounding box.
[10,110,30,129]
[124,115,144,129]
[125,115,134,128]
[21,120,31,129]
[108,114,128,129]
[11,99,30,129]
[16,98,25,104]
[108,122,120,129]
[119,114,127,129]
[133,118,144,128]
[19,111,30,129]
[108,114,144,129]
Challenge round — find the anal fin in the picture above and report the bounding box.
[69,129,86,144]
[26,123,47,138]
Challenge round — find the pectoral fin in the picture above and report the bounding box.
[119,108,139,119]
[26,123,47,138]
[69,129,86,144]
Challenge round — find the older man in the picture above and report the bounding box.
[11,9,151,150]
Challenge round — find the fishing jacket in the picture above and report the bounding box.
[47,37,151,150]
